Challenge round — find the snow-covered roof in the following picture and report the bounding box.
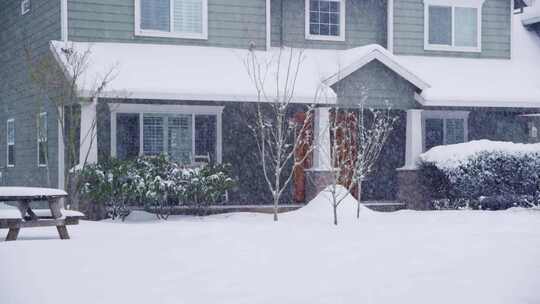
[51,42,407,104]
[522,2,540,25]
[50,15,540,108]
[398,13,540,108]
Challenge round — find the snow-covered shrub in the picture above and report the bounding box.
[178,164,235,213]
[419,140,540,210]
[76,155,235,219]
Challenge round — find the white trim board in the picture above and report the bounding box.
[415,92,540,108]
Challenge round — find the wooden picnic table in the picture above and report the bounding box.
[0,187,83,241]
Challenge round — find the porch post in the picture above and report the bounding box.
[404,109,423,169]
[79,98,98,165]
[312,107,332,170]
[304,106,334,203]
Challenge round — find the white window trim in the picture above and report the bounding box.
[109,103,223,163]
[6,119,15,168]
[423,0,484,53]
[21,0,30,15]
[305,0,346,42]
[37,112,48,167]
[421,110,469,151]
[134,0,208,40]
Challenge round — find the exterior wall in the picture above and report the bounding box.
[68,0,268,49]
[96,99,301,205]
[393,0,512,58]
[272,0,388,49]
[468,109,528,142]
[332,61,420,109]
[0,0,62,188]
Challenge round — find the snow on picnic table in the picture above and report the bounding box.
[1,191,539,304]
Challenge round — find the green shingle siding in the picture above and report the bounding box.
[272,0,387,49]
[393,0,511,58]
[0,0,62,187]
[68,0,268,49]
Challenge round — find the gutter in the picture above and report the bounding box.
[387,0,394,53]
[266,0,271,50]
[61,0,68,42]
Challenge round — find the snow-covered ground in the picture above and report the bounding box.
[1,192,539,304]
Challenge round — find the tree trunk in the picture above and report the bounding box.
[333,203,338,226]
[273,195,279,221]
[356,180,363,219]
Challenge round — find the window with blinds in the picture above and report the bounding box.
[138,0,207,39]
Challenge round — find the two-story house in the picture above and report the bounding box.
[1,0,540,209]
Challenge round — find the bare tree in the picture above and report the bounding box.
[353,105,397,218]
[244,47,320,221]
[321,104,397,225]
[25,43,117,209]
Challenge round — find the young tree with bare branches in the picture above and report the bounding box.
[244,47,320,221]
[25,43,117,209]
[322,104,397,225]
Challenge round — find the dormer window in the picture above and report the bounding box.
[305,0,346,41]
[424,0,484,52]
[21,0,30,15]
[135,0,208,40]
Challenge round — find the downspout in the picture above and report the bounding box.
[266,0,271,50]
[387,0,394,53]
[61,0,68,42]
[280,0,284,46]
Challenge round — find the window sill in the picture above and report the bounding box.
[6,165,15,168]
[135,29,208,40]
[424,44,481,53]
[305,34,345,42]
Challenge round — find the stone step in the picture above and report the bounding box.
[362,201,406,212]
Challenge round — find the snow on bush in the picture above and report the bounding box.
[76,155,235,219]
[418,140,540,209]
[419,140,540,170]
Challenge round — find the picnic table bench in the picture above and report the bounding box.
[0,187,84,241]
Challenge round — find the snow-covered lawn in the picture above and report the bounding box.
[1,197,539,304]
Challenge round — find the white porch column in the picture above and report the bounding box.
[312,107,332,170]
[404,109,423,169]
[79,98,98,165]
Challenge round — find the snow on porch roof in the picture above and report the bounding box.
[50,41,413,104]
[397,14,540,108]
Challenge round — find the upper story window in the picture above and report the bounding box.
[21,0,31,15]
[135,0,208,40]
[305,0,346,41]
[424,0,484,52]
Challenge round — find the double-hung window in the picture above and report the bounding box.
[37,112,48,167]
[7,119,15,167]
[423,111,469,151]
[112,104,222,164]
[306,0,345,41]
[424,0,484,52]
[135,0,208,39]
